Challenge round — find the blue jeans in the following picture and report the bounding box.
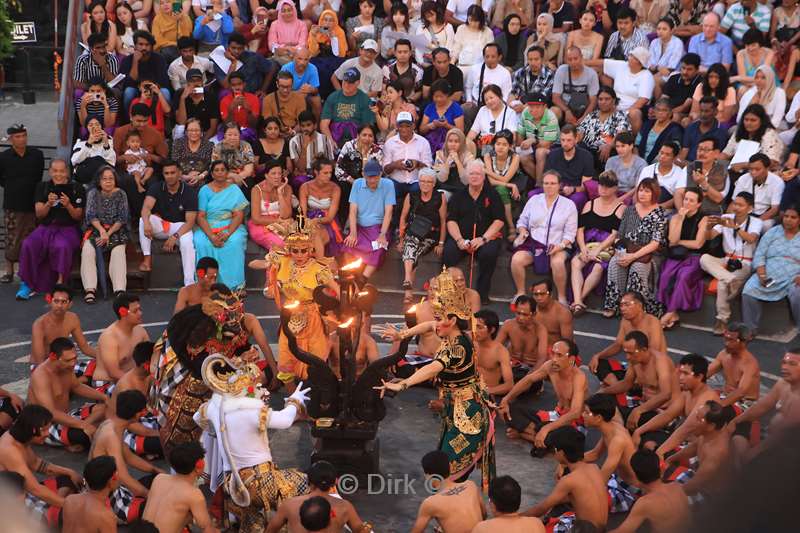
[741,284,800,333]
[123,87,172,117]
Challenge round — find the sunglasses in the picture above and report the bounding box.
[289,247,310,254]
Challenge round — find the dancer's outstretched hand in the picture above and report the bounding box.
[289,381,311,405]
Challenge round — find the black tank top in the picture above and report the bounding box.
[578,200,623,233]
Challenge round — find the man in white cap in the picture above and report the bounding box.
[331,38,383,97]
[383,111,433,223]
[601,46,654,134]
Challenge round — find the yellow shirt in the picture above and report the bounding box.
[152,13,192,50]
[275,256,333,303]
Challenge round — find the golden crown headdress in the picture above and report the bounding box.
[201,353,262,396]
[430,267,473,321]
[269,213,317,247]
[201,288,244,325]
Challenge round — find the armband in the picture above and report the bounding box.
[36,460,50,475]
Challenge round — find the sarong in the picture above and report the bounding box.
[307,207,343,257]
[277,301,328,383]
[123,411,163,457]
[341,224,388,267]
[109,484,146,524]
[578,228,613,298]
[544,511,576,533]
[18,224,81,293]
[657,255,704,312]
[25,476,76,527]
[223,461,309,533]
[45,404,97,448]
[607,473,641,513]
[329,121,359,148]
[439,383,496,493]
[3,210,36,262]
[247,219,285,251]
[508,403,585,434]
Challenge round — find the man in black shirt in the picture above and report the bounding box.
[658,53,701,124]
[174,68,220,141]
[543,124,595,210]
[443,160,505,304]
[16,160,85,300]
[549,0,577,32]
[0,124,43,283]
[120,30,171,117]
[139,160,198,286]
[421,48,464,104]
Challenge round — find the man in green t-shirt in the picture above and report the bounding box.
[320,67,376,148]
[516,92,559,186]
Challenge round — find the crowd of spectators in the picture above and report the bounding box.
[3,0,800,338]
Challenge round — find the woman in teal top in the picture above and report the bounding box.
[194,160,249,289]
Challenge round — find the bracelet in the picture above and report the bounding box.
[399,382,409,391]
[37,460,50,475]
[438,241,444,245]
[285,397,305,414]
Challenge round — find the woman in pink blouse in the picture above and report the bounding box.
[268,0,308,65]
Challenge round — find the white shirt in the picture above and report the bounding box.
[192,0,236,9]
[714,213,762,261]
[470,104,519,139]
[737,86,788,129]
[446,0,494,21]
[786,91,800,125]
[167,55,213,91]
[603,59,655,111]
[516,193,578,246]
[299,0,342,17]
[732,172,785,216]
[465,62,513,104]
[382,133,434,184]
[638,163,687,195]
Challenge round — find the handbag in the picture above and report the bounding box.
[624,240,653,264]
[534,197,559,274]
[667,245,691,260]
[407,193,435,238]
[567,67,589,116]
[586,242,615,262]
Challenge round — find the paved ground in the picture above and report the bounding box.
[0,284,791,531]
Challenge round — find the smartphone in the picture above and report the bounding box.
[764,277,775,287]
[369,97,378,106]
[693,160,703,173]
[193,87,204,94]
[213,12,223,20]
[172,1,182,13]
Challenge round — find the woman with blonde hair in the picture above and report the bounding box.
[737,65,788,129]
[434,128,475,197]
[526,13,562,69]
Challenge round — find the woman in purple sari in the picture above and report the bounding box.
[657,187,710,329]
[569,171,624,316]
[299,157,342,257]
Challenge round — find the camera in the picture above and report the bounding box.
[403,159,414,170]
[726,258,743,272]
[94,93,102,100]
[369,97,378,107]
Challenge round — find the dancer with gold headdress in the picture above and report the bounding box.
[375,268,496,492]
[194,354,311,533]
[250,215,339,393]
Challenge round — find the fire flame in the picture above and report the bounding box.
[357,290,369,297]
[342,258,363,270]
[338,317,355,329]
[284,300,300,310]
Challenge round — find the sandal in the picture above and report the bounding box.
[84,290,97,305]
[570,303,587,317]
[601,309,616,318]
[0,273,12,283]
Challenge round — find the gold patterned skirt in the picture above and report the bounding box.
[159,374,210,458]
[438,383,496,493]
[277,302,328,383]
[223,462,309,533]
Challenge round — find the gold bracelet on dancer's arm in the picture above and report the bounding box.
[285,398,305,415]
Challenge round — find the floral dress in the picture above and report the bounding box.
[603,204,668,316]
[85,188,130,247]
[577,110,631,151]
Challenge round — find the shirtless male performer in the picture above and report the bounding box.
[27,338,108,452]
[731,348,800,461]
[0,386,23,433]
[61,455,119,533]
[496,296,548,376]
[94,293,150,389]
[597,331,678,431]
[709,323,760,406]
[448,267,481,312]
[666,400,734,498]
[267,460,370,533]
[590,291,667,386]
[108,341,162,458]
[90,390,165,523]
[409,276,443,357]
[521,427,608,531]
[471,475,545,533]
[499,339,588,451]
[142,441,217,533]
[635,353,719,449]
[583,393,640,513]
[608,449,690,533]
[0,405,82,524]
[530,279,573,346]
[474,309,513,396]
[411,450,486,533]
[30,284,96,368]
[173,256,218,314]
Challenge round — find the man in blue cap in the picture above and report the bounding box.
[320,67,376,148]
[342,158,395,278]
